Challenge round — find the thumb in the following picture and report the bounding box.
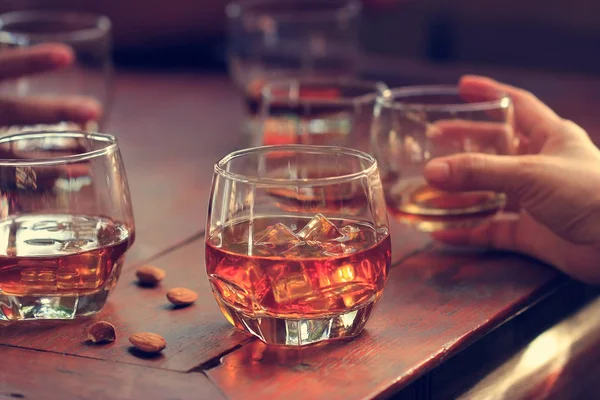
[423,153,537,200]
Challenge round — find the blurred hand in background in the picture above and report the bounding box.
[0,43,101,128]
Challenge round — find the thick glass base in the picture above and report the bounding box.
[217,297,375,346]
[0,290,109,321]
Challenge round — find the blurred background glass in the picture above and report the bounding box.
[0,1,594,75]
[226,0,362,139]
[0,11,113,133]
[258,77,387,151]
[0,131,134,321]
[371,85,517,233]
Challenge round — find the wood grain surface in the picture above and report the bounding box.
[106,71,244,262]
[459,292,600,400]
[0,240,250,371]
[1,61,600,399]
[0,346,225,400]
[0,219,430,371]
[205,251,562,400]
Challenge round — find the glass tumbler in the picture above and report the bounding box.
[206,145,391,346]
[0,131,134,321]
[226,0,361,138]
[257,78,388,151]
[0,11,113,133]
[371,85,517,233]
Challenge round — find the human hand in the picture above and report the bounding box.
[0,43,102,128]
[423,75,600,283]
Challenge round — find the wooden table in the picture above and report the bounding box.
[1,60,599,400]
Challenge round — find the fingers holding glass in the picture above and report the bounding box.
[371,85,516,233]
[459,75,563,146]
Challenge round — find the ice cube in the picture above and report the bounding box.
[31,220,67,232]
[297,213,344,242]
[20,267,57,291]
[56,267,77,281]
[254,223,303,255]
[20,268,56,282]
[322,242,357,257]
[56,267,79,290]
[339,224,361,242]
[332,263,356,283]
[57,252,103,290]
[74,253,103,289]
[210,258,270,312]
[272,269,313,304]
[61,239,93,252]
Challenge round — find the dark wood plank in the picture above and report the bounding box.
[400,281,598,400]
[0,345,225,400]
[0,216,430,372]
[205,250,562,400]
[3,61,599,398]
[458,290,600,400]
[0,238,248,372]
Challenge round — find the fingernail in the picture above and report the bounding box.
[77,104,100,121]
[424,160,450,182]
[49,49,73,66]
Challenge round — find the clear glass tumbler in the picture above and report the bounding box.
[371,85,517,233]
[226,0,361,138]
[0,11,113,133]
[257,78,388,151]
[0,131,134,321]
[206,145,390,346]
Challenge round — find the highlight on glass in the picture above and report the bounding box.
[257,78,388,150]
[0,131,134,321]
[370,85,517,232]
[205,145,390,346]
[0,11,113,133]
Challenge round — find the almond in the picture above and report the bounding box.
[166,287,198,306]
[135,265,165,286]
[87,321,116,344]
[129,332,167,353]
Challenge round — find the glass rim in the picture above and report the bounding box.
[377,85,511,113]
[0,130,118,166]
[214,145,378,187]
[0,10,111,43]
[226,0,361,22]
[262,78,389,106]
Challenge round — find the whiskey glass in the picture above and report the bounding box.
[371,85,516,232]
[257,78,388,151]
[206,145,390,346]
[0,11,113,133]
[0,131,134,321]
[226,0,361,139]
